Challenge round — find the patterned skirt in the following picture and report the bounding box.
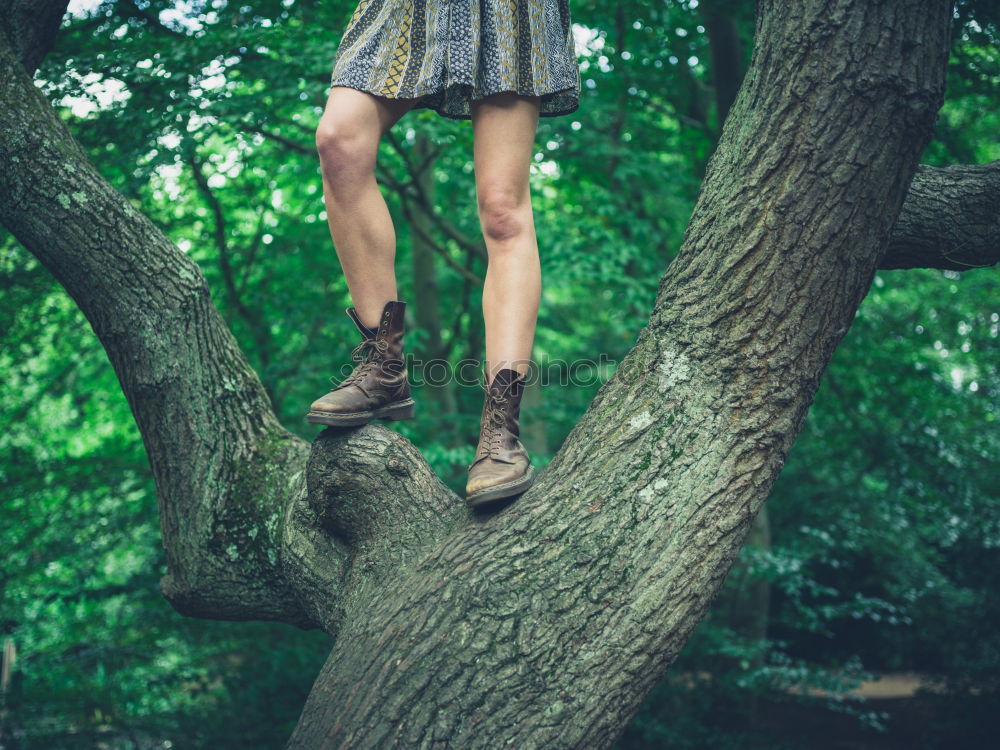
[328,0,581,121]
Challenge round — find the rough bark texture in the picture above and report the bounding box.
[1,0,989,748]
[286,1,956,746]
[0,0,68,76]
[0,27,339,628]
[881,161,1000,270]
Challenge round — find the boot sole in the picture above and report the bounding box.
[306,398,415,427]
[466,466,536,508]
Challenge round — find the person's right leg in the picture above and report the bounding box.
[307,86,420,426]
[315,86,418,328]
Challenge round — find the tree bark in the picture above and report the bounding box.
[1,0,988,748]
[881,161,1000,270]
[0,0,69,76]
[286,1,956,746]
[0,24,337,628]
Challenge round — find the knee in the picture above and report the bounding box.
[477,187,529,244]
[315,118,372,182]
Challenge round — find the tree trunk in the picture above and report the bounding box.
[410,133,457,414]
[0,14,329,627]
[699,0,748,132]
[3,1,989,748]
[286,1,955,745]
[0,0,68,74]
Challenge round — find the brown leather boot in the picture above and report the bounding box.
[465,367,536,508]
[306,299,415,427]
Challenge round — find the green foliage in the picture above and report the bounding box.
[625,265,999,748]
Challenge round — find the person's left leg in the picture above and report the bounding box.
[465,92,541,508]
[471,91,542,385]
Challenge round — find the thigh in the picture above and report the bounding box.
[321,85,420,144]
[471,92,541,200]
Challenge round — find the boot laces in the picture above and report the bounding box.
[332,337,388,389]
[479,379,509,456]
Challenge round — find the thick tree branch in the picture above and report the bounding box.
[287,0,955,745]
[305,427,463,621]
[0,32,340,628]
[3,1,990,747]
[881,161,1000,270]
[0,0,68,76]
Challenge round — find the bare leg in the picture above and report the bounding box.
[471,92,542,385]
[315,86,419,328]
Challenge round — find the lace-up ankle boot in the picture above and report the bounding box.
[306,299,415,426]
[465,366,536,508]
